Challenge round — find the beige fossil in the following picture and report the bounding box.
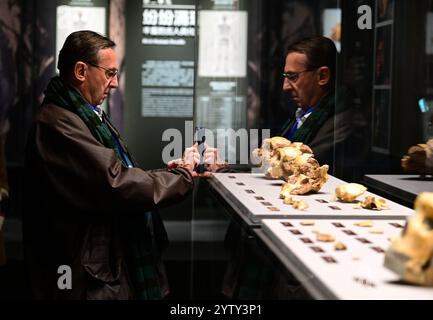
[300,221,315,226]
[335,183,367,203]
[369,230,384,235]
[354,221,374,228]
[385,192,433,286]
[361,196,388,210]
[317,233,335,242]
[292,200,309,211]
[401,139,433,176]
[253,137,328,197]
[335,242,347,251]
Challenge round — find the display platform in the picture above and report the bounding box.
[210,173,414,225]
[260,218,433,299]
[364,174,433,204]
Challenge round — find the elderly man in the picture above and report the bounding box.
[280,36,354,166]
[23,31,198,300]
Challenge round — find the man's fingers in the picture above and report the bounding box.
[204,156,216,165]
[204,147,216,153]
[204,148,220,160]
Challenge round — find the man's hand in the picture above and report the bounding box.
[203,146,229,173]
[183,144,200,169]
[167,144,227,177]
[167,144,201,177]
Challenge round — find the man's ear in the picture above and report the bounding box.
[317,66,331,86]
[74,62,87,82]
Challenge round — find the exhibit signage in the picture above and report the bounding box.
[124,0,196,168]
[140,0,195,118]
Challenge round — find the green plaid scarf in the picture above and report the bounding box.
[43,76,168,300]
[43,77,126,162]
[279,90,342,145]
[291,92,336,145]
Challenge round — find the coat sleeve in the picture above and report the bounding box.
[31,105,194,214]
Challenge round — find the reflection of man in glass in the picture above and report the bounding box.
[280,37,339,164]
[278,36,365,169]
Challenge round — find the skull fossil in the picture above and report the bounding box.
[252,137,293,178]
[384,192,433,286]
[401,139,433,176]
[253,137,314,179]
[254,137,328,196]
[280,157,329,196]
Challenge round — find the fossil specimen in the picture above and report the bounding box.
[300,221,315,226]
[385,192,433,286]
[401,139,433,176]
[335,242,347,251]
[335,183,367,203]
[280,157,329,196]
[317,233,335,243]
[282,196,309,211]
[354,221,374,228]
[361,196,388,210]
[254,137,328,203]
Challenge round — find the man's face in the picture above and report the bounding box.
[84,48,119,106]
[283,52,320,109]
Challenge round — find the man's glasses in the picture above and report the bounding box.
[282,68,317,83]
[85,61,119,80]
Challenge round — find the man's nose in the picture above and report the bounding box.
[110,75,119,89]
[283,78,293,91]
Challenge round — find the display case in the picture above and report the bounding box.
[189,0,433,300]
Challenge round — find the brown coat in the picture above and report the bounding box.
[23,103,194,299]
